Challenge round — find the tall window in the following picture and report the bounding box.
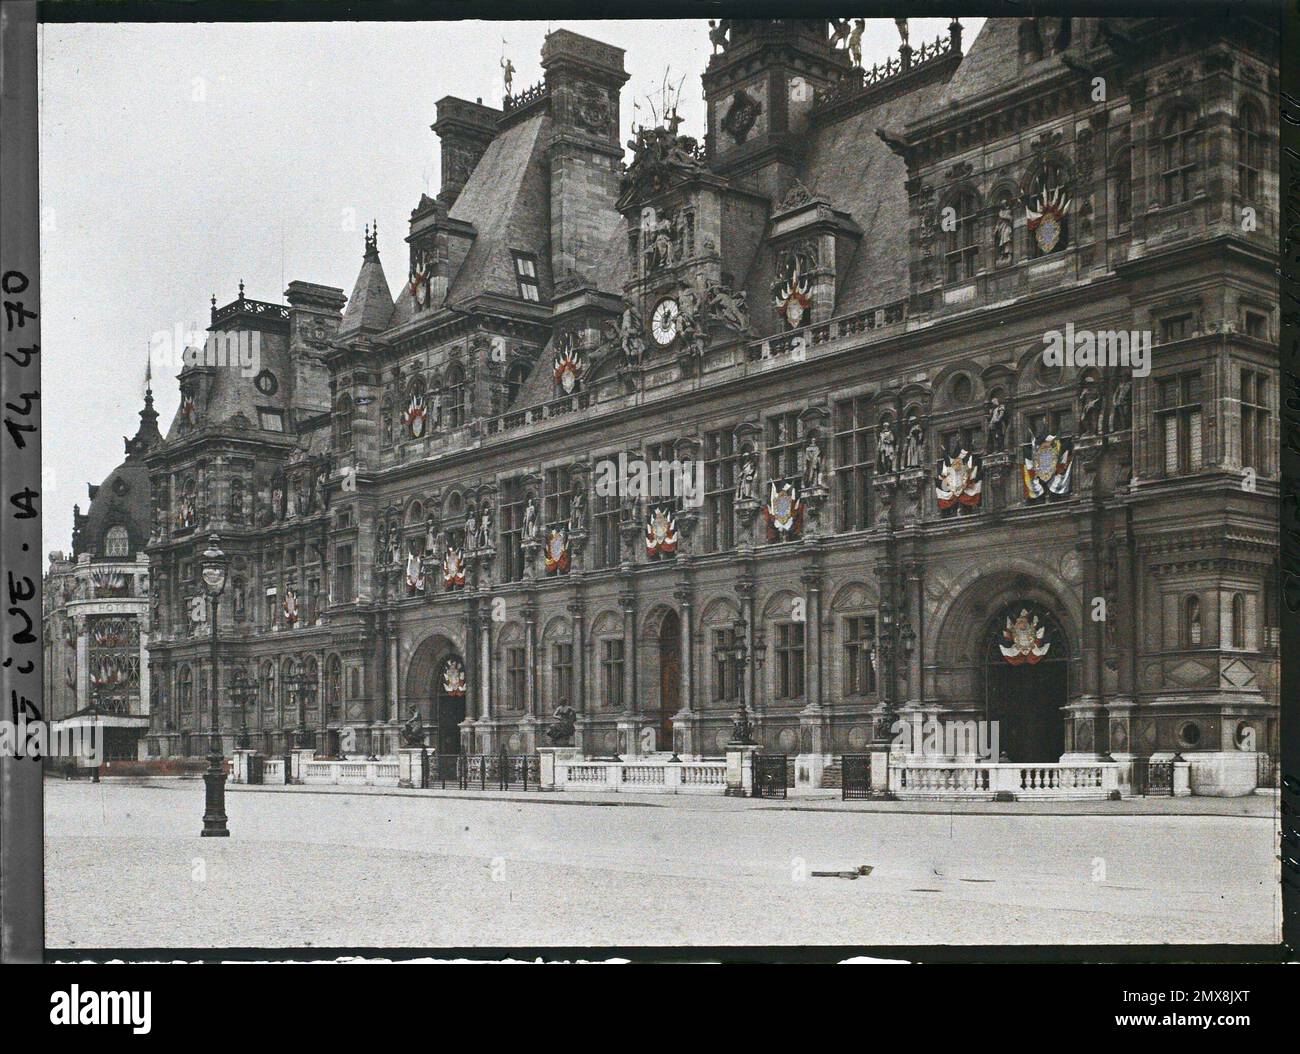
[944,191,980,282]
[178,666,193,713]
[766,412,801,488]
[711,627,738,702]
[513,252,540,302]
[544,466,573,536]
[1183,595,1202,647]
[774,622,805,699]
[1157,372,1203,476]
[1241,369,1269,474]
[334,394,353,451]
[1160,313,1193,343]
[1160,108,1198,206]
[499,478,527,583]
[843,615,877,695]
[551,642,574,706]
[593,488,623,569]
[103,525,130,557]
[940,423,983,459]
[703,428,737,552]
[644,440,680,561]
[334,545,353,604]
[444,365,466,429]
[834,397,872,532]
[1231,593,1247,650]
[506,646,527,710]
[1027,407,1074,441]
[600,638,624,709]
[1237,101,1264,200]
[261,661,275,717]
[1113,147,1132,228]
[325,655,343,718]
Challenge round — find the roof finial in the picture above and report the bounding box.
[238,278,245,298]
[364,220,378,257]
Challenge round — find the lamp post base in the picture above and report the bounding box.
[200,749,229,837]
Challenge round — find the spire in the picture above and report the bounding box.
[127,349,162,457]
[339,226,395,338]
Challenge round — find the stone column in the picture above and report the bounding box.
[75,616,89,705]
[387,630,400,723]
[524,600,538,718]
[674,586,694,755]
[619,586,637,716]
[568,599,586,714]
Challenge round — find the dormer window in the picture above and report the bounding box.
[258,407,285,432]
[103,525,130,557]
[513,252,540,302]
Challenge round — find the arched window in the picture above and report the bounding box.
[1159,108,1198,206]
[445,364,466,429]
[1237,100,1264,200]
[334,394,354,451]
[1113,147,1133,228]
[1231,593,1247,649]
[1183,595,1202,648]
[943,191,980,283]
[303,657,319,717]
[103,525,130,557]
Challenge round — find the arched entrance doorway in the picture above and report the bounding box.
[435,656,467,756]
[983,601,1068,762]
[657,610,681,753]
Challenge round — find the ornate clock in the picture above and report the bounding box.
[651,297,680,346]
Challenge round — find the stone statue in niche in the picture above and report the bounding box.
[876,421,897,473]
[478,502,493,550]
[994,200,1014,265]
[902,417,926,469]
[708,19,729,54]
[465,508,478,549]
[736,450,758,501]
[522,497,539,542]
[986,397,1007,453]
[706,282,750,334]
[1109,379,1131,431]
[801,432,824,490]
[569,489,586,532]
[619,305,645,367]
[1077,384,1103,435]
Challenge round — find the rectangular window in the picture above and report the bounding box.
[1244,311,1268,339]
[499,478,527,583]
[600,638,624,709]
[940,424,983,460]
[258,408,285,432]
[513,252,540,302]
[1241,368,1269,474]
[766,412,801,544]
[703,429,737,553]
[551,643,574,707]
[506,646,527,710]
[834,397,873,533]
[1027,408,1074,440]
[644,440,680,561]
[544,466,573,536]
[775,622,805,699]
[1157,372,1204,476]
[593,488,623,570]
[843,616,877,696]
[334,546,353,604]
[1160,314,1192,343]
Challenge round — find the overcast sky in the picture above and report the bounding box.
[37,16,978,558]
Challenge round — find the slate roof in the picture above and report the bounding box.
[446,112,555,305]
[801,74,952,314]
[338,242,396,337]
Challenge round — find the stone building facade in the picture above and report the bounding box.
[141,18,1279,793]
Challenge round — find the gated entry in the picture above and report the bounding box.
[841,754,872,800]
[246,753,265,786]
[1132,756,1175,796]
[423,752,540,791]
[752,754,789,799]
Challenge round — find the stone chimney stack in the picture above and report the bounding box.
[432,96,500,207]
[540,30,629,286]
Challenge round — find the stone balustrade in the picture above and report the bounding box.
[554,757,727,794]
[890,760,1122,801]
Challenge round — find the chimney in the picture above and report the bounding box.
[432,96,500,207]
[541,30,629,286]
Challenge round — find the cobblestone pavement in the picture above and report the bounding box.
[44,780,1279,949]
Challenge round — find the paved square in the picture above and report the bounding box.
[44,781,1279,948]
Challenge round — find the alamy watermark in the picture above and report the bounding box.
[593,453,704,508]
[1042,322,1150,377]
[150,324,261,377]
[1,717,103,764]
[891,714,1001,761]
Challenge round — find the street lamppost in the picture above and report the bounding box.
[726,616,757,744]
[199,534,229,837]
[229,668,254,749]
[287,666,317,750]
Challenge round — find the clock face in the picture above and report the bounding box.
[651,298,680,346]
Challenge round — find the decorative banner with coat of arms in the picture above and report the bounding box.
[764,482,802,540]
[998,608,1052,665]
[178,392,198,428]
[934,448,983,512]
[442,658,467,696]
[771,252,813,329]
[282,588,299,627]
[553,344,584,395]
[441,546,466,590]
[405,552,425,592]
[545,528,570,574]
[1021,434,1074,503]
[1025,185,1071,254]
[403,392,428,439]
[645,505,679,557]
[409,248,432,310]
